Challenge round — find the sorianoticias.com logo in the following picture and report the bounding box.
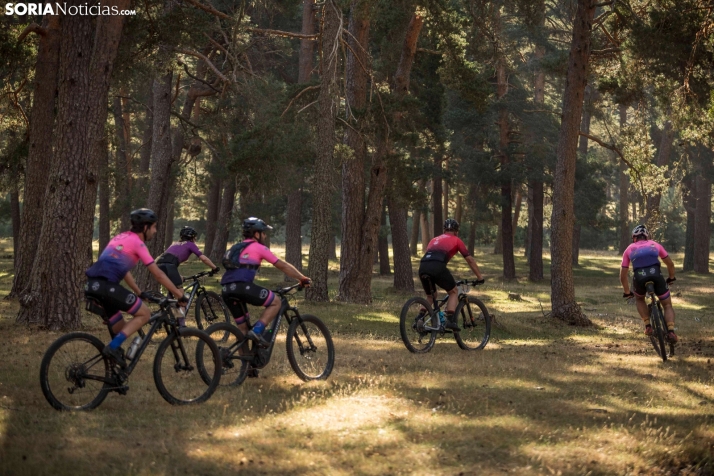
[5,3,137,15]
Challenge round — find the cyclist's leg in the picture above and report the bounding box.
[632,271,652,333]
[418,273,437,310]
[222,290,250,334]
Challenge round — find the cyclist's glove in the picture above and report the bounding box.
[475,278,485,285]
[623,292,634,299]
[178,295,189,305]
[139,292,151,301]
[211,266,220,275]
[666,277,676,285]
[299,277,312,287]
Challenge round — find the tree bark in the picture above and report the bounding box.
[164,188,176,250]
[693,172,711,274]
[378,204,391,275]
[683,176,696,272]
[420,209,431,251]
[112,95,132,230]
[210,179,237,264]
[572,224,581,267]
[299,0,317,83]
[618,104,630,254]
[549,0,595,326]
[285,188,304,279]
[136,87,153,201]
[306,0,340,302]
[573,85,592,267]
[11,14,61,299]
[497,57,515,279]
[17,1,127,328]
[409,208,421,256]
[511,185,523,237]
[203,155,222,257]
[10,189,20,267]
[98,137,111,253]
[388,197,413,291]
[432,157,443,238]
[529,180,544,280]
[645,119,674,232]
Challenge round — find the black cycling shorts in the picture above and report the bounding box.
[84,279,143,321]
[158,263,183,288]
[418,261,456,295]
[221,281,276,319]
[632,266,670,299]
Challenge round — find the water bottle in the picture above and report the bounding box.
[126,336,142,360]
[438,311,445,325]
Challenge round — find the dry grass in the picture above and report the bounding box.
[0,241,713,475]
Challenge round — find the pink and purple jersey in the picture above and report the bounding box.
[422,234,470,263]
[162,241,202,263]
[86,232,155,283]
[621,240,668,270]
[221,239,280,284]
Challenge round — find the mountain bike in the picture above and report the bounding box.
[197,283,335,385]
[40,293,222,411]
[644,281,675,362]
[399,278,491,353]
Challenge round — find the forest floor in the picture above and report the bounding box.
[0,241,713,475]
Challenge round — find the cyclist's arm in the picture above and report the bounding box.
[124,271,142,296]
[147,263,184,300]
[662,256,676,279]
[464,256,483,280]
[273,259,308,282]
[199,254,217,269]
[620,267,631,294]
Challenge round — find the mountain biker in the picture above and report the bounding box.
[620,224,678,343]
[85,208,187,367]
[157,225,219,326]
[418,218,484,331]
[221,217,311,350]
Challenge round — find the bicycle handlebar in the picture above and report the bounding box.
[455,279,485,286]
[273,283,305,295]
[182,269,218,283]
[140,291,178,309]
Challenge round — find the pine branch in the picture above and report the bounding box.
[175,48,230,82]
[17,23,46,43]
[281,85,321,118]
[246,27,318,40]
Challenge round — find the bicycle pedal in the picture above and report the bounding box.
[110,385,129,395]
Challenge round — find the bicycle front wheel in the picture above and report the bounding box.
[195,291,232,337]
[286,314,335,381]
[198,322,250,386]
[399,297,436,353]
[649,301,668,362]
[39,332,110,411]
[453,296,491,351]
[153,328,221,405]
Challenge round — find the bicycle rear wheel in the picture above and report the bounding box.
[453,296,491,351]
[286,314,335,381]
[153,328,221,405]
[39,332,111,411]
[649,301,668,362]
[399,297,436,353]
[198,322,249,386]
[195,291,231,328]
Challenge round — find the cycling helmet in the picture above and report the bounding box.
[179,226,198,241]
[444,218,460,232]
[242,217,273,238]
[130,208,158,227]
[632,224,649,241]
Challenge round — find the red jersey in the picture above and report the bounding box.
[422,234,470,264]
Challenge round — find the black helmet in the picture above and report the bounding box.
[242,217,273,238]
[632,224,649,241]
[179,226,197,241]
[444,218,460,232]
[130,208,158,227]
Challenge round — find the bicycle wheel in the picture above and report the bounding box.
[399,297,436,353]
[39,332,110,411]
[194,291,232,333]
[649,301,668,362]
[153,328,221,405]
[286,314,335,381]
[198,322,249,386]
[453,296,491,351]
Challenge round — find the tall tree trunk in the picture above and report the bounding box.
[572,225,581,267]
[329,232,338,260]
[98,137,111,253]
[549,0,595,326]
[693,172,711,274]
[299,0,317,82]
[306,0,340,302]
[210,179,237,264]
[337,0,371,302]
[203,157,222,256]
[467,219,476,257]
[285,188,304,280]
[378,204,391,275]
[511,185,522,238]
[420,209,431,250]
[17,1,127,328]
[493,222,503,254]
[683,176,696,272]
[164,188,176,250]
[10,189,20,267]
[525,184,532,259]
[529,180,544,280]
[432,157,443,238]
[618,104,630,254]
[409,208,421,256]
[136,87,153,201]
[498,57,515,279]
[573,85,592,267]
[388,198,413,291]
[11,15,61,298]
[442,160,449,220]
[112,95,132,229]
[645,119,674,232]
[455,195,463,223]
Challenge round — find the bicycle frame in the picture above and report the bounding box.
[422,282,471,332]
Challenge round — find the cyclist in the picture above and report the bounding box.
[221,217,311,350]
[85,208,187,367]
[418,218,484,331]
[157,225,220,326]
[620,224,678,342]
